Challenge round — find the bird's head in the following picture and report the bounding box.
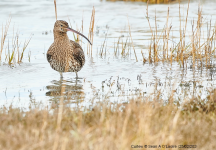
[53,20,92,45]
[54,20,69,33]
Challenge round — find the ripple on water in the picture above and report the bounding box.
[0,0,216,109]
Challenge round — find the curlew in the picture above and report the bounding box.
[47,20,92,78]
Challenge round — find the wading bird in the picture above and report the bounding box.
[47,20,92,78]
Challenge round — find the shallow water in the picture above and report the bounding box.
[1,0,216,110]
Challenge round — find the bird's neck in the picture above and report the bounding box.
[54,31,70,43]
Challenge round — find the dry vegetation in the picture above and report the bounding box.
[106,0,180,4]
[143,0,216,67]
[102,0,216,69]
[0,17,32,66]
[0,90,216,150]
[1,1,216,150]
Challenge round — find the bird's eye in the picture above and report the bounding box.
[61,25,63,27]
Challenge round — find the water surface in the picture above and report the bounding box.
[1,0,216,109]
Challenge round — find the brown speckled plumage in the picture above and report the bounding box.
[47,20,91,78]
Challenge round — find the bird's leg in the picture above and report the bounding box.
[75,72,78,79]
[59,72,63,79]
[75,78,78,85]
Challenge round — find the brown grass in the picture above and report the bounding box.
[0,17,11,62]
[54,0,57,20]
[87,6,95,56]
[1,1,216,150]
[127,15,138,62]
[106,0,181,4]
[0,18,32,66]
[111,0,216,67]
[0,90,216,150]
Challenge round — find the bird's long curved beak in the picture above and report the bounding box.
[67,27,92,45]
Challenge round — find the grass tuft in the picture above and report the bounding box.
[0,90,216,149]
[0,19,32,66]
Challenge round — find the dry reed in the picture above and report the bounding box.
[107,0,216,67]
[0,18,32,66]
[54,0,57,20]
[1,1,216,149]
[0,88,216,150]
[137,0,216,67]
[67,18,79,43]
[106,0,181,4]
[127,15,138,62]
[87,6,95,56]
[0,17,11,62]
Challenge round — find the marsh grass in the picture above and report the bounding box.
[145,1,216,67]
[0,18,11,62]
[87,6,95,55]
[67,7,95,52]
[1,1,216,149]
[127,15,138,62]
[99,29,108,57]
[106,0,181,4]
[54,0,57,20]
[106,0,216,68]
[0,18,32,66]
[0,89,216,150]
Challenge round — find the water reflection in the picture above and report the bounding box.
[46,79,85,104]
[1,0,216,109]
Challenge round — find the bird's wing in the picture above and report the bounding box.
[47,43,55,63]
[69,40,83,50]
[70,40,85,67]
